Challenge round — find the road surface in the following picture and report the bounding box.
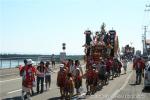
[0,62,150,100]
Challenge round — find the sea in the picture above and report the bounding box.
[0,54,53,69]
[0,59,38,69]
[0,54,83,69]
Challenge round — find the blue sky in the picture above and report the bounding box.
[0,0,150,55]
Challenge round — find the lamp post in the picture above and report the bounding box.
[142,34,146,55]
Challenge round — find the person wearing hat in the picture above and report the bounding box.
[57,64,67,99]
[27,59,36,95]
[36,61,46,93]
[22,59,36,100]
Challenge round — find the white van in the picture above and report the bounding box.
[144,61,150,89]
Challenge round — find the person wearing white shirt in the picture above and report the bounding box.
[45,61,54,90]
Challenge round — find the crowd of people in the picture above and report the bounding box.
[57,60,83,99]
[19,59,54,100]
[19,57,130,100]
[56,57,128,99]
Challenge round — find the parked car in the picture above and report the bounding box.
[144,61,150,89]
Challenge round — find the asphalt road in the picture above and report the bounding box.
[0,62,150,100]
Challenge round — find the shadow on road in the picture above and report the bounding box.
[121,73,126,75]
[2,92,43,100]
[142,87,150,93]
[96,84,103,91]
[129,83,140,86]
[48,96,61,100]
[2,96,21,100]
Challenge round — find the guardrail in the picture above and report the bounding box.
[0,55,83,69]
[0,57,38,69]
[0,57,54,69]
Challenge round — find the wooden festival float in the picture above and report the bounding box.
[83,23,119,68]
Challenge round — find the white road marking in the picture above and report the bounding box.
[78,92,86,99]
[7,87,59,94]
[0,77,21,83]
[108,71,133,100]
[7,89,22,94]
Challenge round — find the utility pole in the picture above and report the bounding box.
[144,3,150,40]
[143,3,150,55]
[143,25,148,55]
[144,26,147,41]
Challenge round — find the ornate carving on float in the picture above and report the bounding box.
[83,23,118,68]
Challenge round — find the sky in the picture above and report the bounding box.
[0,0,150,55]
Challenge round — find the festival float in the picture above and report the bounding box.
[83,23,119,68]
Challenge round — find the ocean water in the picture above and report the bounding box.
[0,60,38,69]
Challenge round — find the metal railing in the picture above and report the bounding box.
[0,55,83,69]
[0,57,39,69]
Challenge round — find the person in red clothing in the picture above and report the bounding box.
[92,64,98,94]
[22,59,36,100]
[20,59,27,100]
[105,58,112,79]
[113,58,119,77]
[74,68,82,95]
[57,64,67,99]
[118,60,122,76]
[85,65,94,95]
[133,57,145,84]
[19,59,28,76]
[64,73,74,99]
[66,59,71,72]
[62,60,69,73]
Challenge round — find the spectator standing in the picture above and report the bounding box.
[21,59,36,100]
[51,54,55,68]
[133,57,145,84]
[36,61,45,93]
[45,61,54,90]
[122,59,128,74]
